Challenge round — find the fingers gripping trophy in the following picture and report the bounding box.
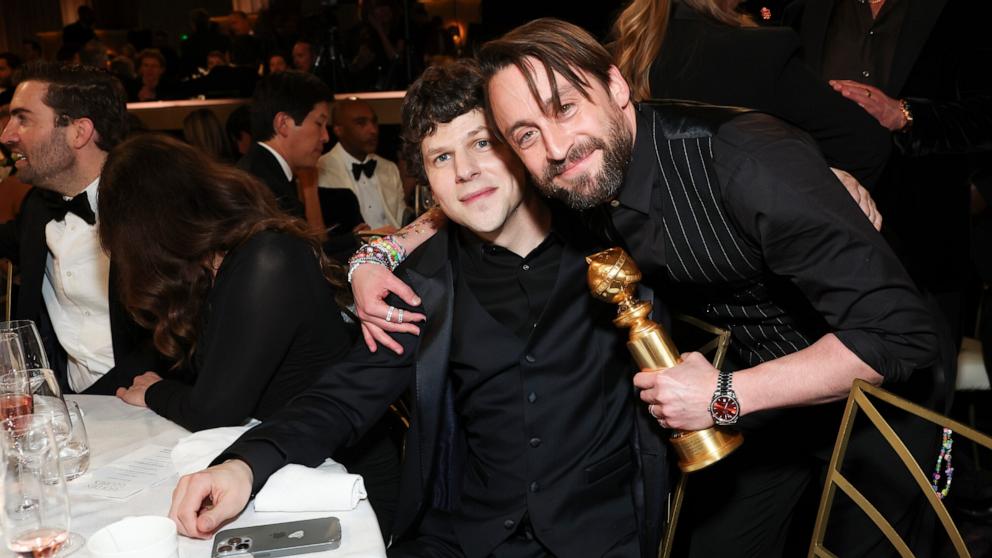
[586,247,743,555]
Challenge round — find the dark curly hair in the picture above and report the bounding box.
[399,59,486,186]
[14,62,128,152]
[99,133,350,369]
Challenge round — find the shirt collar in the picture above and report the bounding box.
[67,176,100,215]
[616,104,659,215]
[258,142,293,182]
[334,143,375,167]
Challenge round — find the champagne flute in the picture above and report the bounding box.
[1,414,74,557]
[0,321,50,370]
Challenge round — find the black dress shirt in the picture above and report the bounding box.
[458,229,562,340]
[821,0,908,91]
[609,104,936,389]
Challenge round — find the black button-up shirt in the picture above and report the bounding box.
[821,0,908,93]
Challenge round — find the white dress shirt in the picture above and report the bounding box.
[41,178,114,392]
[316,143,407,229]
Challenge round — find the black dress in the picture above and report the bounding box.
[144,230,399,536]
[650,2,892,188]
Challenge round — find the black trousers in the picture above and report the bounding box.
[672,411,940,558]
[388,511,640,558]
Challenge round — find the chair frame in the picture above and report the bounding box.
[809,379,992,558]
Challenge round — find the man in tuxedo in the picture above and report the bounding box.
[317,98,408,231]
[169,60,669,558]
[476,19,940,556]
[237,70,332,218]
[0,62,159,394]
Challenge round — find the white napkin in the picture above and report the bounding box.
[253,459,367,512]
[170,420,259,477]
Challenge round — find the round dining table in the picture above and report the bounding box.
[3,395,388,558]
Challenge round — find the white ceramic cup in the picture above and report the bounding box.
[86,516,179,558]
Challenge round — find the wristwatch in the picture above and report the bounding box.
[708,370,741,426]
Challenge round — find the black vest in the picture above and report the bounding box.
[445,228,640,558]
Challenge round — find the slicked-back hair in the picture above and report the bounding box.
[250,70,332,142]
[400,59,486,185]
[477,18,614,142]
[14,62,128,152]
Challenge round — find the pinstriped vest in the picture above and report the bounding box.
[626,102,815,369]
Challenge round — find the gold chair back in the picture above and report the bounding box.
[810,379,992,558]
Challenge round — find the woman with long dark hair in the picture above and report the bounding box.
[98,133,399,534]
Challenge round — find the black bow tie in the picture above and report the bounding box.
[351,159,377,181]
[41,190,96,226]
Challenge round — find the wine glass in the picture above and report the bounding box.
[0,369,33,421]
[19,369,89,482]
[0,414,74,557]
[0,331,26,374]
[0,321,50,370]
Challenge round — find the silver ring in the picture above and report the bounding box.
[658,418,669,429]
[648,405,659,419]
[865,88,872,98]
[397,309,404,324]
[385,306,395,323]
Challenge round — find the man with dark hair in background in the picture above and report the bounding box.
[238,70,330,218]
[292,39,315,73]
[0,62,162,394]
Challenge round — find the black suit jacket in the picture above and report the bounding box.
[221,224,670,557]
[237,143,305,218]
[651,1,891,187]
[0,189,162,394]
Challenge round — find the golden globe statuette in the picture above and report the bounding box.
[585,247,743,472]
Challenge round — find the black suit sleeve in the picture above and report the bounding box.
[895,94,992,157]
[716,114,938,381]
[215,298,422,494]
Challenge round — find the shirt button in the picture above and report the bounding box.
[610,199,620,208]
[529,481,540,493]
[862,70,871,78]
[83,310,91,317]
[528,392,537,403]
[65,271,72,277]
[529,437,542,448]
[868,29,875,36]
[524,354,536,364]
[504,519,515,530]
[522,264,530,271]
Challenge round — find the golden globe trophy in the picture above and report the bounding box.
[585,247,743,472]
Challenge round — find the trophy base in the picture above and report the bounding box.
[671,427,743,472]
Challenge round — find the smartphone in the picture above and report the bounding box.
[212,517,341,557]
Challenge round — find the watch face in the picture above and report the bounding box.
[711,395,740,422]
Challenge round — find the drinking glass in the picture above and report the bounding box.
[18,369,90,482]
[0,321,50,370]
[0,414,73,557]
[0,331,26,374]
[59,401,90,481]
[0,369,33,421]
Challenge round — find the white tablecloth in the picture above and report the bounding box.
[29,395,386,558]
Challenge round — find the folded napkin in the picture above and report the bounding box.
[170,420,260,477]
[254,459,367,512]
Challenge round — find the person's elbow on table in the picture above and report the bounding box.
[169,459,253,539]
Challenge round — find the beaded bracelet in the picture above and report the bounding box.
[930,428,954,499]
[347,235,408,283]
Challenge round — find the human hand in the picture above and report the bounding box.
[830,167,882,230]
[352,223,371,233]
[169,460,253,539]
[115,371,163,407]
[829,80,907,131]
[632,352,720,431]
[351,263,424,354]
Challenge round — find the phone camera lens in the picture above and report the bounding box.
[229,537,242,545]
[236,543,250,551]
[218,544,233,552]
